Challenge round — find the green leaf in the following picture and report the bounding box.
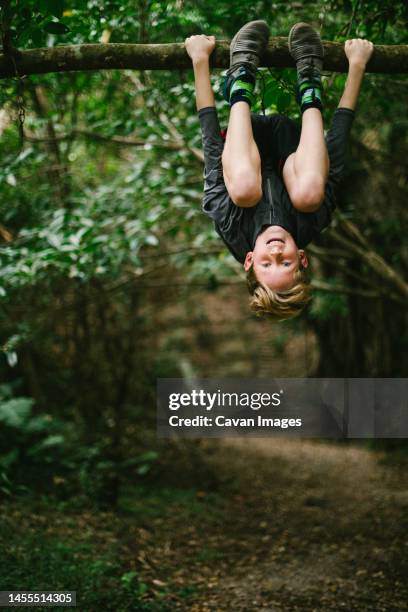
[27,435,65,456]
[6,351,18,367]
[25,415,52,433]
[145,235,159,246]
[277,91,292,113]
[264,89,278,108]
[14,148,34,164]
[136,464,151,475]
[0,449,19,469]
[136,450,159,462]
[263,83,279,109]
[121,571,138,586]
[0,398,33,427]
[43,21,70,34]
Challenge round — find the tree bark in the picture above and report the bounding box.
[0,39,407,78]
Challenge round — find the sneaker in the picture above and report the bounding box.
[228,20,270,77]
[288,22,323,82]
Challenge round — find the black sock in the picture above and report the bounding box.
[223,65,256,107]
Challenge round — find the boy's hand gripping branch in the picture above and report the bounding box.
[339,39,374,111]
[185,35,216,65]
[185,35,217,111]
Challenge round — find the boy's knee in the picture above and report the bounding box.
[290,176,326,213]
[228,173,262,208]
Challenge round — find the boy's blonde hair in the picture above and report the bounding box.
[246,266,311,321]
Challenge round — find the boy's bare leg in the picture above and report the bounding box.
[282,107,329,212]
[185,30,263,208]
[281,23,327,212]
[222,101,262,207]
[221,20,270,208]
[283,38,374,213]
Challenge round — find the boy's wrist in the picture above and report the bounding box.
[348,60,367,73]
[192,55,211,67]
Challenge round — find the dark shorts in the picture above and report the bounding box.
[222,113,301,174]
[252,113,301,171]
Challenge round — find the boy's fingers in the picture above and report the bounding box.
[184,33,215,46]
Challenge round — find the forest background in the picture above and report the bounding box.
[0,1,407,610]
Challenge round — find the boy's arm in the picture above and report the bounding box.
[185,35,231,228]
[185,33,226,205]
[325,38,374,189]
[337,38,374,111]
[185,35,216,110]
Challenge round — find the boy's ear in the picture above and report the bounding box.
[244,252,254,272]
[298,249,309,269]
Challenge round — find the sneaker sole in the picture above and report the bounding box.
[288,22,324,62]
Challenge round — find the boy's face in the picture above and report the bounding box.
[244,226,308,291]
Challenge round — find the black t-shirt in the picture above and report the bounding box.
[198,106,355,264]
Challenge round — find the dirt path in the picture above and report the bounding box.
[3,437,406,611]
[153,439,408,611]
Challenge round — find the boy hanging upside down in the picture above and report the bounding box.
[185,22,374,320]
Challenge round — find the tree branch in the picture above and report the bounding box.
[329,229,408,300]
[310,279,381,299]
[0,39,407,78]
[24,127,192,151]
[307,244,351,259]
[309,237,406,303]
